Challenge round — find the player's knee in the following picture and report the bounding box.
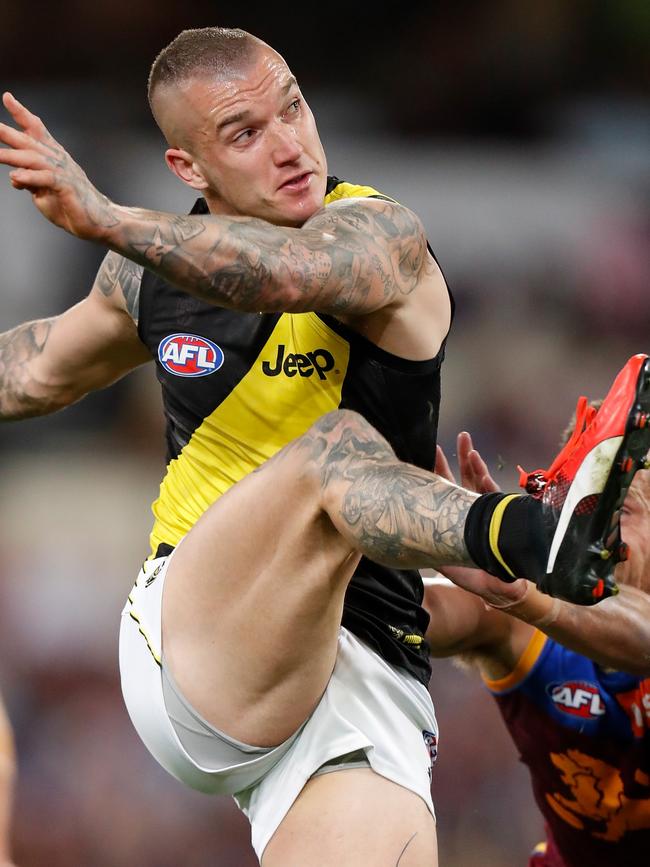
[299,409,396,497]
[309,408,366,440]
[305,409,389,461]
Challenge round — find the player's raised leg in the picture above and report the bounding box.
[160,408,478,748]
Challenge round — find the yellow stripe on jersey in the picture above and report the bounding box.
[324,181,396,205]
[483,629,547,693]
[148,311,350,556]
[148,181,393,557]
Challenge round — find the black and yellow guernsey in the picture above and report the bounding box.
[137,177,451,687]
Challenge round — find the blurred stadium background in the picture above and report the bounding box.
[0,1,648,864]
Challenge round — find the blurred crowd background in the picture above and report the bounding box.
[0,1,649,864]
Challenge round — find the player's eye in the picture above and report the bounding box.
[233,129,255,144]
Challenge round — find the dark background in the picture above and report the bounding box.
[0,2,648,864]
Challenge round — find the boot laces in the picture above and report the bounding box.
[518,396,598,495]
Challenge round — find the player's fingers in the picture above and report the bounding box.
[434,444,456,484]
[9,167,56,190]
[0,124,62,172]
[468,449,500,493]
[0,120,38,151]
[3,92,54,143]
[0,147,48,169]
[457,431,478,490]
[3,91,39,127]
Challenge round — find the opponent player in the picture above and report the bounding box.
[426,426,650,865]
[0,26,647,866]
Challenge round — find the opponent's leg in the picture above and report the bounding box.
[262,769,437,867]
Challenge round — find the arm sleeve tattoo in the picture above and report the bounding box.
[105,198,430,315]
[0,318,56,420]
[94,251,144,323]
[0,254,144,421]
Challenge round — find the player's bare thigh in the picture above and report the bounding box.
[161,431,361,747]
[262,768,437,867]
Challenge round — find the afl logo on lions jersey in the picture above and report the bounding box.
[158,333,224,378]
[548,680,606,720]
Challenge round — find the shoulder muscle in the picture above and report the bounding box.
[301,197,430,313]
[92,251,144,323]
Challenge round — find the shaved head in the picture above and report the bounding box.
[146,26,325,227]
[148,27,268,145]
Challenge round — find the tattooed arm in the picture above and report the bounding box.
[0,251,149,421]
[0,94,443,329]
[96,197,432,317]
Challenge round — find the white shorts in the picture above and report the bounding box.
[120,554,438,860]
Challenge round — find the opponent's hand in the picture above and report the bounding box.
[435,431,499,494]
[437,563,530,609]
[435,432,528,606]
[0,92,117,241]
[457,430,500,494]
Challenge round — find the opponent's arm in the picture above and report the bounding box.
[436,432,650,676]
[487,580,650,677]
[0,94,431,316]
[0,251,150,421]
[422,541,650,682]
[422,576,515,658]
[420,435,531,674]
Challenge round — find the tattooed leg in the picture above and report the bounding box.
[289,409,479,570]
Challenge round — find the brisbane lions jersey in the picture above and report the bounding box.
[485,630,650,866]
[136,177,452,686]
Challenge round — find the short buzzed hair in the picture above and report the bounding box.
[148,27,263,107]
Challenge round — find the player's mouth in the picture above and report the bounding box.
[278,170,313,192]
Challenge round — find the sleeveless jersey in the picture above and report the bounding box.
[484,630,650,866]
[136,176,451,686]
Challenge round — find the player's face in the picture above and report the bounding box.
[615,469,650,591]
[178,48,327,226]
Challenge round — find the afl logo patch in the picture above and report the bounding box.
[547,680,606,720]
[158,333,224,377]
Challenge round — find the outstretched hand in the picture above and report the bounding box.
[435,430,499,494]
[434,432,530,608]
[0,92,116,241]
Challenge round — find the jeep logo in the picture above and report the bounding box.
[262,344,335,380]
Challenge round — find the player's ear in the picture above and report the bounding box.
[164,147,209,190]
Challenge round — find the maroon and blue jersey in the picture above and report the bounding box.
[484,630,650,866]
